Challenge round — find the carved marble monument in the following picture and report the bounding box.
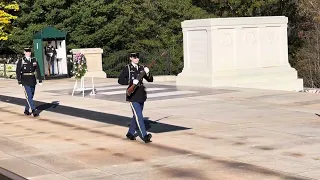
[71,48,106,78]
[176,16,303,91]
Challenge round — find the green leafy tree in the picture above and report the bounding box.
[62,0,209,76]
[6,0,74,53]
[192,0,278,17]
[0,1,19,41]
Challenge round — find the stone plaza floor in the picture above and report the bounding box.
[0,77,320,179]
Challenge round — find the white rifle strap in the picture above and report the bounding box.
[20,58,24,72]
[127,65,131,83]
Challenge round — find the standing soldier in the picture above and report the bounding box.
[16,47,43,117]
[44,41,57,76]
[118,52,153,143]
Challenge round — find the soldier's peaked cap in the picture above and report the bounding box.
[129,52,139,58]
[24,47,32,52]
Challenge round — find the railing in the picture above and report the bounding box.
[0,54,21,79]
[103,49,173,78]
[0,62,17,79]
[0,54,21,64]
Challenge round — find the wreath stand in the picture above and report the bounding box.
[71,76,96,97]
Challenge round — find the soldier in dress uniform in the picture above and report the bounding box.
[118,52,153,143]
[44,42,57,75]
[15,47,43,117]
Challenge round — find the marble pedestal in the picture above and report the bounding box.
[71,48,106,78]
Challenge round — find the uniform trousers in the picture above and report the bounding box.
[128,102,147,137]
[23,85,36,111]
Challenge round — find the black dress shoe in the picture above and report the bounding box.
[32,109,39,117]
[143,134,152,143]
[126,133,136,140]
[24,111,31,116]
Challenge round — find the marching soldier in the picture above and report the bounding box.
[118,52,153,143]
[15,47,43,117]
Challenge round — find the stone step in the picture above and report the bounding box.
[221,77,303,91]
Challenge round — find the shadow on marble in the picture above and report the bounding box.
[0,96,190,134]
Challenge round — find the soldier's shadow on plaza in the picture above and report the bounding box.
[36,101,60,113]
[0,95,190,133]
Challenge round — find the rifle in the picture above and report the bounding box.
[126,60,156,96]
[126,51,167,96]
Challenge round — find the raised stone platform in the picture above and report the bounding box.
[177,16,303,91]
[0,78,319,180]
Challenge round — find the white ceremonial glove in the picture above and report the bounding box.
[39,83,42,86]
[19,84,22,87]
[144,67,149,74]
[133,79,139,85]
